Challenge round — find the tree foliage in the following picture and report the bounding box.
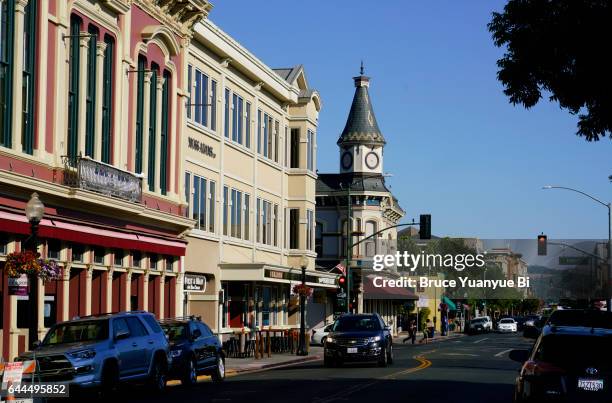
[488,0,612,141]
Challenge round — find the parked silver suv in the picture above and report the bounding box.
[18,311,169,394]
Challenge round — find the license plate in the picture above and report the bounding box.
[578,378,604,392]
[347,347,358,354]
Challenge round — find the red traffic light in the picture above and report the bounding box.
[338,276,346,285]
[537,234,547,256]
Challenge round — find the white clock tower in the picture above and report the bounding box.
[338,64,385,174]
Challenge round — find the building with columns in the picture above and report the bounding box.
[0,0,210,361]
[315,67,411,334]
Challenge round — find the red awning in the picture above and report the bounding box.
[363,274,418,300]
[0,210,186,256]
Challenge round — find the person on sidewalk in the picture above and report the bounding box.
[422,319,431,343]
[402,320,417,344]
[431,316,437,338]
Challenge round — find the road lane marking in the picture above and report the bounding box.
[473,338,488,344]
[440,353,479,357]
[494,348,513,357]
[313,351,435,403]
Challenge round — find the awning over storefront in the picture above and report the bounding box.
[219,263,339,289]
[0,210,186,256]
[442,295,457,310]
[363,274,418,300]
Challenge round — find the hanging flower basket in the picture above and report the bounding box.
[292,283,313,297]
[3,251,62,284]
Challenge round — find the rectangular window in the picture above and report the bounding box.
[230,189,237,238]
[101,35,114,164]
[150,255,157,270]
[306,210,314,251]
[184,172,191,217]
[0,234,8,255]
[134,55,146,173]
[236,191,242,238]
[307,130,315,171]
[237,96,243,145]
[245,102,251,148]
[289,209,299,249]
[284,126,288,167]
[244,194,250,241]
[160,70,170,195]
[257,109,261,154]
[194,70,201,123]
[67,16,81,160]
[94,247,105,265]
[224,88,230,138]
[211,80,217,131]
[132,251,141,268]
[262,200,269,245]
[85,25,98,158]
[147,66,158,191]
[192,174,200,224]
[114,249,123,267]
[256,198,261,243]
[21,0,36,155]
[72,244,84,262]
[263,113,268,158]
[202,73,208,127]
[199,177,207,229]
[47,239,61,260]
[274,121,279,163]
[273,204,278,246]
[267,115,273,159]
[0,0,15,148]
[290,128,300,168]
[231,93,238,142]
[186,64,192,120]
[223,186,229,236]
[209,181,215,233]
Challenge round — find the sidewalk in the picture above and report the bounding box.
[393,331,465,345]
[225,345,324,375]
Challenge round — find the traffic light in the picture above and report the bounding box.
[419,214,431,240]
[537,233,547,256]
[338,275,347,290]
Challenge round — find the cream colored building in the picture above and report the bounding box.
[181,20,336,335]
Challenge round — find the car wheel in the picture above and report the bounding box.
[211,354,225,382]
[387,344,394,365]
[378,347,388,367]
[100,360,119,398]
[182,357,198,386]
[148,355,167,393]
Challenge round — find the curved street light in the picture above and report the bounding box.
[542,185,612,312]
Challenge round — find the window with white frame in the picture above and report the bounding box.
[186,172,216,233]
[187,65,216,131]
[256,198,279,247]
[257,109,279,163]
[224,88,248,148]
[306,210,314,251]
[307,129,315,171]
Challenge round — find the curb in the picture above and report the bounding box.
[226,354,323,375]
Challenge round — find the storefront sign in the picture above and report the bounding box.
[317,277,336,285]
[8,275,28,296]
[268,270,284,279]
[188,137,216,158]
[78,157,142,203]
[184,274,207,292]
[1,362,23,389]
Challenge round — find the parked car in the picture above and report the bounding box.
[468,317,492,334]
[523,314,540,328]
[17,311,169,395]
[159,316,225,386]
[497,318,518,333]
[312,324,333,345]
[509,314,612,402]
[324,313,393,367]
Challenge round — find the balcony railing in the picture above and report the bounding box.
[62,155,143,203]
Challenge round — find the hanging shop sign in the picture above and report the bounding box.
[184,273,207,292]
[8,275,28,296]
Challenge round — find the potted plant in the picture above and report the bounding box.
[3,251,62,295]
[292,283,313,297]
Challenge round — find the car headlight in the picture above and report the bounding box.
[68,349,96,360]
[170,349,183,358]
[325,337,335,344]
[368,336,382,343]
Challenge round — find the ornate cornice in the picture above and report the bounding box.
[134,0,212,37]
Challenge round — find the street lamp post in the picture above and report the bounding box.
[296,256,309,356]
[25,192,45,348]
[543,185,612,312]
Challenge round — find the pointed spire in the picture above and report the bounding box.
[337,66,386,147]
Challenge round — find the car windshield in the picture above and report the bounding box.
[536,335,612,369]
[161,323,188,341]
[471,318,485,324]
[500,319,514,324]
[43,320,109,345]
[333,316,381,332]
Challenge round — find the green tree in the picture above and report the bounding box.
[489,0,612,141]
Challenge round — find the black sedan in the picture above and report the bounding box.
[160,316,225,386]
[324,313,393,367]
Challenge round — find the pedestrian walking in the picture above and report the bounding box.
[410,320,417,344]
[422,319,431,343]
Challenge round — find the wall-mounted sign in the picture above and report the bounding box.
[268,270,284,279]
[184,273,207,292]
[188,137,216,158]
[78,157,142,203]
[8,275,28,296]
[317,277,336,285]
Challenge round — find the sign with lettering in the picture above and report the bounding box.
[8,275,28,296]
[188,137,216,158]
[268,270,284,279]
[317,277,336,285]
[184,274,207,292]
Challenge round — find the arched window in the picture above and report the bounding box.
[147,63,159,191]
[134,54,146,173]
[160,69,170,195]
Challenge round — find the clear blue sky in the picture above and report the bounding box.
[210,0,612,239]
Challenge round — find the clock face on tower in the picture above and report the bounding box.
[365,151,379,169]
[341,151,353,170]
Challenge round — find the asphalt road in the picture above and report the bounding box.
[105,332,533,403]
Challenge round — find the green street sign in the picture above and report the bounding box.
[559,256,590,265]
